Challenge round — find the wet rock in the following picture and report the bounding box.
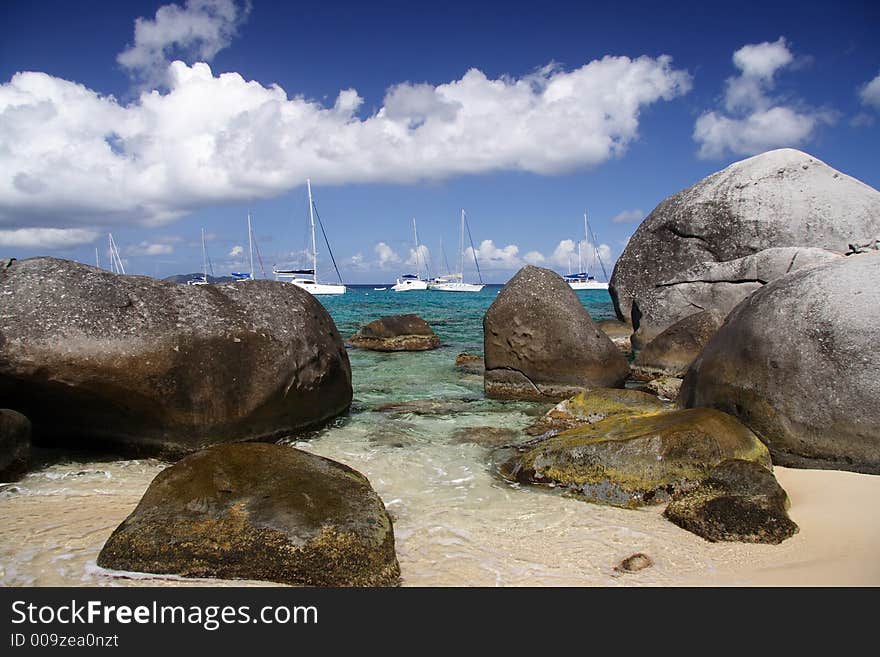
[454,352,485,374]
[614,553,653,574]
[349,314,440,351]
[610,148,879,344]
[375,398,482,416]
[596,319,633,354]
[484,266,629,401]
[0,409,30,481]
[501,408,771,507]
[524,389,665,436]
[450,426,521,448]
[664,459,798,544]
[97,443,400,586]
[631,310,725,379]
[644,376,683,401]
[679,253,880,474]
[0,257,353,457]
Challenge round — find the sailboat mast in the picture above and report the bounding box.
[412,217,421,279]
[201,228,208,282]
[247,213,254,280]
[459,209,465,279]
[307,179,317,280]
[583,211,589,274]
[95,247,100,269]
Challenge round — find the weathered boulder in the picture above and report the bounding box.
[631,310,725,379]
[484,266,629,400]
[500,407,771,507]
[596,319,633,354]
[0,257,352,457]
[349,314,440,351]
[610,148,879,344]
[679,253,880,474]
[664,459,798,544]
[454,352,484,374]
[97,443,400,586]
[645,376,683,401]
[524,388,665,436]
[0,409,30,480]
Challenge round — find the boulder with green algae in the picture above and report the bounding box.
[501,408,770,507]
[524,388,666,436]
[664,459,798,544]
[349,314,440,351]
[97,443,400,586]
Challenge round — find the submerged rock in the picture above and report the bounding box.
[450,426,521,448]
[664,459,798,544]
[610,148,880,344]
[613,553,654,574]
[484,266,629,401]
[0,409,30,481]
[631,310,725,379]
[97,443,400,586]
[679,253,880,474]
[0,257,352,457]
[524,388,665,436]
[501,408,771,507]
[349,314,440,351]
[454,352,485,374]
[375,398,483,416]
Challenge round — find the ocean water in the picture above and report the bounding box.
[0,284,804,586]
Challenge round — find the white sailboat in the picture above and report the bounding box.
[106,233,126,274]
[273,179,346,295]
[231,213,256,282]
[187,228,210,285]
[392,218,429,292]
[565,211,609,291]
[430,209,484,292]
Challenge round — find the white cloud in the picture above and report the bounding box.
[693,37,833,159]
[374,242,401,269]
[860,71,880,110]
[126,240,174,256]
[0,227,98,249]
[610,208,643,224]
[465,240,522,270]
[228,244,243,257]
[0,55,691,231]
[523,250,545,265]
[405,244,431,272]
[117,0,250,88]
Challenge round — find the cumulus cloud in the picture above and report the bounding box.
[461,237,612,276]
[125,240,174,256]
[610,208,643,224]
[0,227,98,249]
[523,251,545,265]
[374,242,401,269]
[860,71,880,110]
[465,240,522,270]
[228,244,244,257]
[693,37,833,159]
[117,0,251,88]
[0,55,691,231]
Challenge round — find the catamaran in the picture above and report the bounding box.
[392,218,429,292]
[273,179,346,295]
[565,211,609,291]
[430,209,484,292]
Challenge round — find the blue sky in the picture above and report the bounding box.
[1,0,878,283]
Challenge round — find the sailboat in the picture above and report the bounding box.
[273,179,346,295]
[106,233,126,274]
[231,213,256,281]
[565,211,609,291]
[430,209,484,292]
[392,218,429,292]
[187,228,210,285]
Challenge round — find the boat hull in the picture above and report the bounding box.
[430,282,485,292]
[567,280,609,290]
[392,279,429,292]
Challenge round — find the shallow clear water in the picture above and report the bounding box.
[0,285,811,586]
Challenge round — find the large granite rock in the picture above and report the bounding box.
[664,459,798,544]
[679,253,880,474]
[0,257,352,457]
[596,319,633,354]
[524,388,665,436]
[349,314,440,351]
[97,443,400,586]
[0,409,30,480]
[610,149,879,344]
[631,310,725,379]
[484,266,629,400]
[500,407,771,507]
